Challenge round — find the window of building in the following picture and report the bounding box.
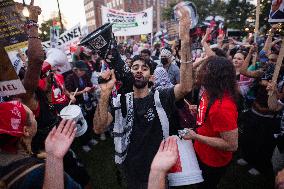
[84,1,93,11]
[87,19,96,26]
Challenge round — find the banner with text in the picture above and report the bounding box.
[101,6,153,36]
[42,24,82,61]
[0,0,26,97]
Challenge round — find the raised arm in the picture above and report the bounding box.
[201,28,216,57]
[93,69,115,134]
[240,45,263,78]
[43,119,77,189]
[174,6,193,100]
[17,2,44,110]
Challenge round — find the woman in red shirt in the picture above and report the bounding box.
[183,56,239,189]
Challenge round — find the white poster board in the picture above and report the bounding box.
[101,6,153,36]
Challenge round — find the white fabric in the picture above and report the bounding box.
[160,48,172,58]
[113,92,134,164]
[113,90,169,164]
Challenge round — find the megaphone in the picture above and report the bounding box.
[79,23,134,94]
[79,23,113,59]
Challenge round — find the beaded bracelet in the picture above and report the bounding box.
[28,36,41,39]
[25,20,39,29]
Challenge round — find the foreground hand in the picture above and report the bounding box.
[150,136,178,174]
[45,119,77,159]
[181,128,197,140]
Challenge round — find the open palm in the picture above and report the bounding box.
[45,119,76,159]
[151,136,178,173]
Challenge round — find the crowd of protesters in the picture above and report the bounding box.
[2,2,284,189]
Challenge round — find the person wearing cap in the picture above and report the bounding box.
[93,6,193,188]
[65,60,98,152]
[0,101,80,189]
[159,47,180,85]
[15,4,92,188]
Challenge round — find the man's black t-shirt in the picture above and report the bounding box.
[123,87,176,183]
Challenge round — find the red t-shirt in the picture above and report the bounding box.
[194,92,238,167]
[38,74,68,105]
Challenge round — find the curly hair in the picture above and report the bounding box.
[197,56,238,121]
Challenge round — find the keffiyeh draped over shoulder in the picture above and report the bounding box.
[154,67,174,90]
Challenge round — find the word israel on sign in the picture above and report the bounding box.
[0,0,26,96]
[101,6,153,36]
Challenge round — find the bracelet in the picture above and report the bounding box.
[28,36,41,39]
[25,20,39,29]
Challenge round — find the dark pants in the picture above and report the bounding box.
[241,110,280,175]
[197,159,228,189]
[64,149,90,187]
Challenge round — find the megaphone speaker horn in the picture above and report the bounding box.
[79,23,113,59]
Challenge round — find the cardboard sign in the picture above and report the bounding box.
[0,0,26,97]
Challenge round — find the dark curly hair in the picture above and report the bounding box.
[197,56,238,121]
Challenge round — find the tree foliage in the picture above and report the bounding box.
[39,16,66,41]
[162,0,261,30]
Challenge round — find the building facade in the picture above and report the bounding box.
[84,0,104,32]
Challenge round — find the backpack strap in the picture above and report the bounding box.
[154,90,169,138]
[0,158,44,189]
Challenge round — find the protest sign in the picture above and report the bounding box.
[4,41,28,75]
[50,26,60,48]
[101,6,153,36]
[42,24,82,61]
[269,0,284,23]
[0,0,26,97]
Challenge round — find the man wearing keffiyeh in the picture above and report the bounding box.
[159,48,181,85]
[93,5,193,188]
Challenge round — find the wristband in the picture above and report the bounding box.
[28,36,41,39]
[25,20,39,29]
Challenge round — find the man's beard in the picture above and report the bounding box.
[134,77,148,89]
